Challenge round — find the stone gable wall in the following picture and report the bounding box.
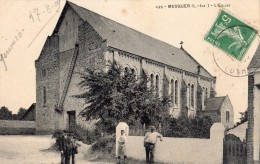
[35,35,59,134]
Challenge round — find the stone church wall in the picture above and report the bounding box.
[61,21,105,129]
[35,35,59,134]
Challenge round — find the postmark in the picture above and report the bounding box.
[204,9,259,77]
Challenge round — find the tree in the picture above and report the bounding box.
[12,107,27,120]
[235,109,248,127]
[0,106,12,120]
[75,61,170,134]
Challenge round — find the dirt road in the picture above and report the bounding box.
[0,135,112,164]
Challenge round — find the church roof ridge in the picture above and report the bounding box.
[54,1,215,80]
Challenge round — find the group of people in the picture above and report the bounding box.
[56,130,78,164]
[117,126,163,164]
[55,126,162,164]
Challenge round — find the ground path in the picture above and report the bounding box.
[0,135,112,164]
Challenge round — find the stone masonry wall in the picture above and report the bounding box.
[0,120,35,135]
[58,6,82,52]
[35,34,59,134]
[61,20,105,129]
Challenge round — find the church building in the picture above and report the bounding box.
[35,1,217,134]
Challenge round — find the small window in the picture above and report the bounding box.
[226,111,230,122]
[42,69,46,77]
[43,86,46,105]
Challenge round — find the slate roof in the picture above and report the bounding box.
[54,1,214,80]
[248,44,260,69]
[204,96,226,111]
[19,103,36,120]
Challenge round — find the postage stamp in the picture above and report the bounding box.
[204,9,257,61]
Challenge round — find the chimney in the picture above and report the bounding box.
[197,65,201,74]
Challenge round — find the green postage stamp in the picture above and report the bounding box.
[204,10,257,61]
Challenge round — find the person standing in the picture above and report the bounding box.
[144,126,163,164]
[70,134,78,164]
[117,130,127,164]
[56,132,65,164]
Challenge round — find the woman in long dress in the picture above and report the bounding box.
[117,130,127,163]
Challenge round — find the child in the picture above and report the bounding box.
[117,130,127,163]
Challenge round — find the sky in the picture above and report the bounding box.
[0,0,259,122]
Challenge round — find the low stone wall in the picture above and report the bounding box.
[124,123,225,164]
[0,120,36,135]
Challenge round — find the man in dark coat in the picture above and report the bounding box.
[68,133,77,164]
[57,131,74,164]
[56,132,65,164]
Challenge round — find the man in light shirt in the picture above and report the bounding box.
[144,126,163,164]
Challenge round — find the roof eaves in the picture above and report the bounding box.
[181,47,215,79]
[20,103,36,120]
[108,46,216,81]
[216,96,227,111]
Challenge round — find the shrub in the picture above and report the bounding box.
[161,115,213,138]
[91,134,116,155]
[71,124,101,144]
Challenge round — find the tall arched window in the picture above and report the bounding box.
[191,84,194,108]
[131,68,136,77]
[150,74,154,88]
[202,87,205,109]
[170,79,174,103]
[204,88,208,105]
[43,86,46,105]
[187,84,190,107]
[174,80,178,105]
[155,75,159,95]
[124,67,129,75]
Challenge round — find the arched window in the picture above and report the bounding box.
[191,84,194,108]
[187,84,190,107]
[204,88,208,105]
[170,79,174,103]
[174,80,178,105]
[131,68,136,76]
[125,67,129,74]
[150,74,154,88]
[155,75,159,95]
[202,87,205,109]
[43,86,46,105]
